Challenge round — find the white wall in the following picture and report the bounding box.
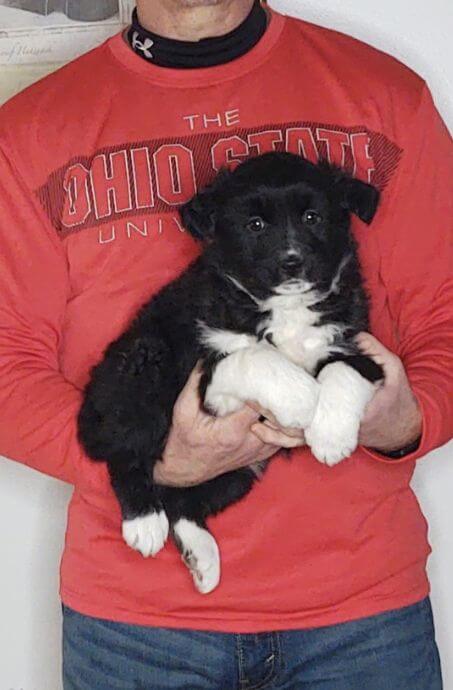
[0,2,452,689]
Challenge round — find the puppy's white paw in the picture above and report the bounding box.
[306,361,376,467]
[269,372,319,429]
[204,344,319,429]
[251,348,319,428]
[173,519,220,594]
[122,510,169,557]
[305,415,358,466]
[269,381,318,429]
[204,390,243,417]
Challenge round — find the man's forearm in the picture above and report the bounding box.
[357,333,423,455]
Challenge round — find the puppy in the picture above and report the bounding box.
[78,152,383,594]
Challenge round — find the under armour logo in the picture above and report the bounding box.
[132,32,154,59]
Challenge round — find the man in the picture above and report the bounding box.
[0,1,451,688]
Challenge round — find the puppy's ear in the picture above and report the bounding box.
[337,177,380,225]
[180,169,232,241]
[180,192,216,241]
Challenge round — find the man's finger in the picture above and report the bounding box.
[225,403,261,430]
[260,418,305,438]
[184,363,203,391]
[251,422,305,448]
[355,332,391,356]
[175,364,204,409]
[355,332,400,378]
[246,401,278,423]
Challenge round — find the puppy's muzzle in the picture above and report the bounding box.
[281,254,303,277]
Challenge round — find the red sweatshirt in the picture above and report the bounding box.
[0,9,452,632]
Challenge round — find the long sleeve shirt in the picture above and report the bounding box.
[0,9,451,631]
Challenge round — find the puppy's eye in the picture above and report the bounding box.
[302,210,322,225]
[246,216,265,232]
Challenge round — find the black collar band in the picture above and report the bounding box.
[127,1,268,69]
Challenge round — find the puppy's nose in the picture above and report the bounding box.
[281,254,303,272]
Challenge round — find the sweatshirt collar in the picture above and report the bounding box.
[127,1,268,69]
[108,8,286,88]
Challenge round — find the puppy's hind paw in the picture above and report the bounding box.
[173,519,220,594]
[122,510,169,557]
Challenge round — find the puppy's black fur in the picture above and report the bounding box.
[78,152,383,585]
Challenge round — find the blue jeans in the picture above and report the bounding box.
[62,598,443,689]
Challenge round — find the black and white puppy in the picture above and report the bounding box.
[78,152,383,594]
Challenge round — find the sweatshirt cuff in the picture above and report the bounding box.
[370,436,422,460]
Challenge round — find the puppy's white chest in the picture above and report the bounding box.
[261,295,338,372]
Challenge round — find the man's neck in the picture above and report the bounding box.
[136,0,255,42]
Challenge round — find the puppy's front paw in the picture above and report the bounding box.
[305,408,359,466]
[306,361,376,466]
[204,389,243,417]
[268,369,320,429]
[122,510,169,557]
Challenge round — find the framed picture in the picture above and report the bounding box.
[0,0,135,64]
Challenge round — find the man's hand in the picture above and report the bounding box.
[356,332,422,453]
[248,402,306,448]
[155,330,419,486]
[154,366,282,487]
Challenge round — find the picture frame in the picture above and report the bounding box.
[0,0,135,64]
